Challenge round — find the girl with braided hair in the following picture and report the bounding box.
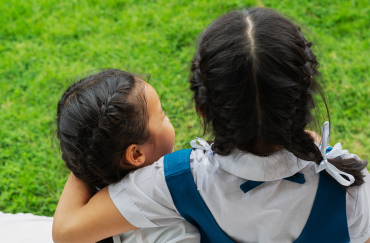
[53,8,370,243]
[53,69,200,243]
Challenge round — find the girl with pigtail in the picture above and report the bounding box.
[53,7,370,243]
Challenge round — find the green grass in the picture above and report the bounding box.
[0,0,369,216]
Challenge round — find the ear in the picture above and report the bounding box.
[125,144,146,167]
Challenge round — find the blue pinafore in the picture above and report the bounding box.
[164,148,350,243]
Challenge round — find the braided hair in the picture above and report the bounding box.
[190,8,367,187]
[56,69,150,192]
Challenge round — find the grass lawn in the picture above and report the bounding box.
[0,0,369,216]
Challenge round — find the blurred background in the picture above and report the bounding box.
[0,0,369,217]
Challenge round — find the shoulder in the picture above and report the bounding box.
[111,149,198,191]
[108,155,185,227]
[338,146,370,241]
[346,167,370,242]
[280,148,370,242]
[129,157,166,186]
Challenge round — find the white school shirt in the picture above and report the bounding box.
[109,148,370,243]
[112,221,200,243]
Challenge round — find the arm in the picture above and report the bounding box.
[52,173,136,243]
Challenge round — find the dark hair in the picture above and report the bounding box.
[190,8,367,187]
[56,69,150,192]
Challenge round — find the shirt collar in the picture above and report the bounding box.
[216,149,312,181]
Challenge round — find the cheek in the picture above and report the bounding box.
[169,123,175,149]
[163,122,175,153]
[148,121,175,162]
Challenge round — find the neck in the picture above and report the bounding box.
[249,140,282,155]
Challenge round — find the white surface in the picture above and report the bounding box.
[109,148,370,243]
[0,212,53,243]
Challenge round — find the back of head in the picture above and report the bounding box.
[56,69,149,192]
[190,8,367,187]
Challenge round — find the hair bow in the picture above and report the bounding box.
[315,121,355,186]
[190,138,219,191]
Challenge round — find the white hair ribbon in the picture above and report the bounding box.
[190,138,219,191]
[315,121,355,186]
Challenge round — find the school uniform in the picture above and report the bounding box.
[112,221,200,243]
[109,124,370,243]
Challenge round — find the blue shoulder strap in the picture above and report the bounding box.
[164,149,235,243]
[164,148,349,243]
[294,171,350,243]
[294,146,350,243]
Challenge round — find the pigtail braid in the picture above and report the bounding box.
[190,53,207,112]
[285,31,368,187]
[283,29,320,161]
[190,49,244,155]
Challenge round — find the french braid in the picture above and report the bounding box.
[56,69,150,192]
